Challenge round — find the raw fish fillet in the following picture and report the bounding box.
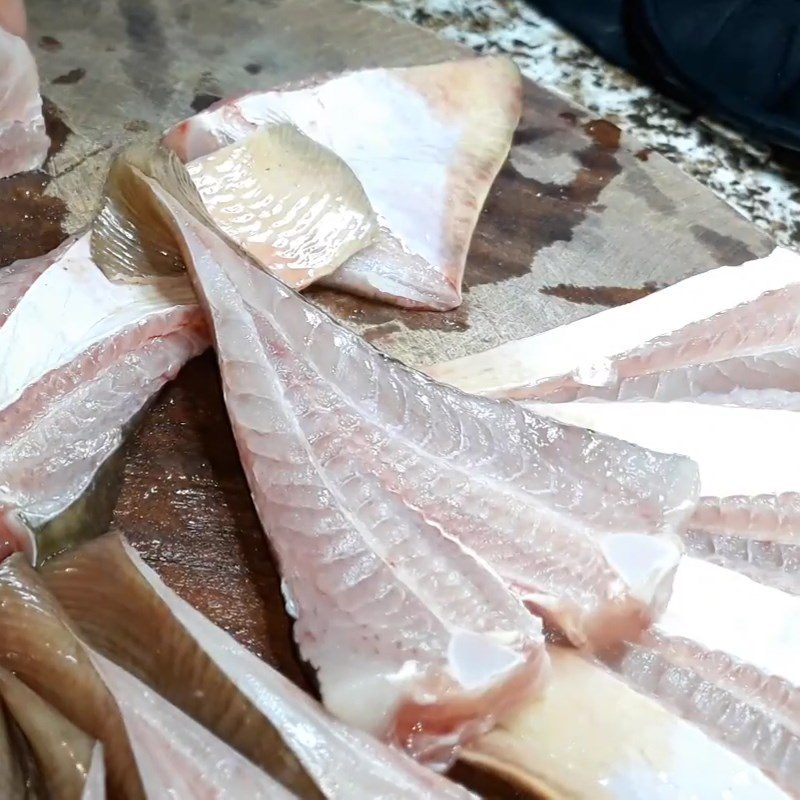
[125,159,548,765]
[163,57,521,310]
[112,146,697,752]
[0,233,207,562]
[466,646,789,799]
[604,557,800,795]
[530,401,800,593]
[0,554,145,799]
[91,653,297,800]
[44,533,476,799]
[0,26,48,179]
[426,247,800,403]
[0,667,97,799]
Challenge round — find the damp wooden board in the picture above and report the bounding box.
[5,0,777,796]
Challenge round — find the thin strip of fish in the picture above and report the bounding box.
[425,247,800,405]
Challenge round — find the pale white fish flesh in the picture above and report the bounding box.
[529,401,800,592]
[147,180,547,767]
[465,646,789,799]
[162,56,521,310]
[425,246,800,403]
[91,653,298,800]
[44,533,477,800]
[0,26,48,178]
[150,170,698,751]
[0,233,207,562]
[176,125,377,290]
[604,557,800,795]
[82,745,106,800]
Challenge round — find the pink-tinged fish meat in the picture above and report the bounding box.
[0,0,26,38]
[109,142,699,755]
[0,553,146,799]
[0,666,99,799]
[602,557,800,795]
[467,646,789,799]
[0,233,207,563]
[529,401,800,593]
[0,25,48,179]
[104,150,547,766]
[162,56,521,310]
[91,653,298,799]
[44,533,476,799]
[426,247,800,404]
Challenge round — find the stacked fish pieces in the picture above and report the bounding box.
[428,247,800,794]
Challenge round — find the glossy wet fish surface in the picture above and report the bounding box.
[163,56,522,310]
[0,26,48,179]
[0,233,208,562]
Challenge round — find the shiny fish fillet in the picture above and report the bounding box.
[0,667,97,800]
[604,558,800,795]
[163,57,521,310]
[0,554,145,799]
[142,157,694,743]
[530,401,800,592]
[0,233,207,562]
[143,175,548,766]
[0,26,48,178]
[426,247,800,403]
[91,653,298,800]
[184,126,377,289]
[466,646,789,799]
[44,533,476,799]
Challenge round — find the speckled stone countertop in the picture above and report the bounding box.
[359,0,800,250]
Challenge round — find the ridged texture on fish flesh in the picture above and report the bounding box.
[0,234,207,562]
[91,653,297,799]
[186,125,377,289]
[426,247,800,404]
[530,401,800,593]
[0,554,145,799]
[43,533,478,800]
[143,165,697,759]
[163,56,521,310]
[0,27,48,179]
[465,646,788,799]
[0,667,97,800]
[604,558,800,795]
[147,180,548,766]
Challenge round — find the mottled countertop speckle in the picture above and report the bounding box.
[360,0,800,249]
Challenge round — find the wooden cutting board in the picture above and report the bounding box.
[4,0,776,795]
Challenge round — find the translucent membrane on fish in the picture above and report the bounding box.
[136,170,547,766]
[0,554,145,799]
[90,653,297,800]
[465,646,789,799]
[530,401,800,592]
[82,745,106,799]
[163,56,522,310]
[426,247,800,403]
[44,533,476,799]
[0,26,49,179]
[185,126,377,289]
[0,233,208,562]
[0,667,97,799]
[602,558,800,794]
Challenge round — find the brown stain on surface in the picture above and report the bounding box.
[38,35,62,52]
[0,100,72,268]
[467,107,623,290]
[52,67,86,85]
[541,281,662,307]
[635,148,651,161]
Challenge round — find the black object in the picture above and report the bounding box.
[529,0,800,151]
